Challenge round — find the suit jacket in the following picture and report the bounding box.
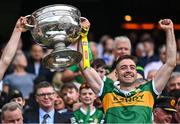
[23,108,71,123]
[26,58,54,82]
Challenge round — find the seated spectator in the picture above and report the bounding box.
[153,96,177,124]
[1,102,23,124]
[71,83,104,124]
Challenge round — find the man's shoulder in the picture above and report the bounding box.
[55,110,72,123]
[23,108,39,123]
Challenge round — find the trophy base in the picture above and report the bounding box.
[42,48,82,71]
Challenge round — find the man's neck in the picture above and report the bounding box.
[147,50,154,57]
[40,107,54,113]
[119,83,136,91]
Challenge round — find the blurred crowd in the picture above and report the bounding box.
[0,17,180,124]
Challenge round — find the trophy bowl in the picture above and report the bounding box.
[25,4,82,70]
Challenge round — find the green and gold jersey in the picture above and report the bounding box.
[71,107,104,124]
[100,80,158,123]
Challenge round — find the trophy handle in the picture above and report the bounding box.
[24,15,36,28]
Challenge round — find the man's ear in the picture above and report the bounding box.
[115,70,118,78]
[22,99,26,106]
[35,95,39,103]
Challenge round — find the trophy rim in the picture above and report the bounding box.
[31,4,81,16]
[42,49,82,70]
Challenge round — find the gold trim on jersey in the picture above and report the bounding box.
[103,91,154,113]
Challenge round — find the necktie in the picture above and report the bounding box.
[42,114,49,124]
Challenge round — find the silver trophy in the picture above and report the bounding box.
[25,4,82,70]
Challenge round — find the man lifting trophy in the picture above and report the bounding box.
[25,4,90,71]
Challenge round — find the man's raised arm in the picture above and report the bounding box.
[154,19,177,94]
[0,17,27,80]
[78,17,103,94]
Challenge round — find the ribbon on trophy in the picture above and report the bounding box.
[80,17,92,69]
[81,30,90,69]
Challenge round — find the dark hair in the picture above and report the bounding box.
[34,81,54,94]
[115,55,137,68]
[8,88,23,102]
[91,58,107,69]
[60,83,78,93]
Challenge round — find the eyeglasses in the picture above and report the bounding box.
[36,92,55,97]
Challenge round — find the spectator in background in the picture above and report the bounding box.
[60,83,80,112]
[8,88,25,108]
[89,41,98,60]
[91,58,113,84]
[144,44,165,78]
[107,36,132,81]
[153,96,177,124]
[26,44,54,82]
[137,35,160,70]
[135,42,146,59]
[3,50,36,99]
[101,36,114,67]
[166,72,180,94]
[54,88,67,114]
[170,90,180,123]
[1,102,23,124]
[71,83,104,124]
[24,81,69,123]
[97,34,112,58]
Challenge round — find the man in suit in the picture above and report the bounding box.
[24,81,71,123]
[26,44,54,82]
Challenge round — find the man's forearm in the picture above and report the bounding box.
[165,28,177,67]
[1,28,21,65]
[0,27,21,79]
[154,19,177,94]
